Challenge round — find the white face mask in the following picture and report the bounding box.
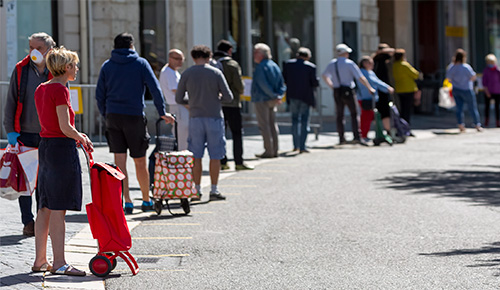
[30,49,45,64]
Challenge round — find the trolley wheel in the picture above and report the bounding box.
[89,255,112,277]
[373,139,381,146]
[111,258,117,270]
[154,200,162,215]
[180,198,190,214]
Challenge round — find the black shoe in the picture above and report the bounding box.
[255,153,274,158]
[141,201,154,212]
[191,193,202,201]
[209,192,226,201]
[338,140,347,145]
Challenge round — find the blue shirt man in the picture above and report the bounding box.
[282,47,319,152]
[322,43,374,144]
[251,43,286,158]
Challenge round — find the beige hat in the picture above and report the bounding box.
[336,43,352,54]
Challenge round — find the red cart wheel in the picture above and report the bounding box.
[89,255,112,277]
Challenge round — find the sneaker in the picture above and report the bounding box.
[338,139,347,145]
[124,202,134,215]
[191,193,202,201]
[476,125,484,132]
[255,153,275,158]
[235,163,254,170]
[220,164,230,170]
[23,220,35,237]
[299,149,310,153]
[141,200,154,212]
[209,192,226,201]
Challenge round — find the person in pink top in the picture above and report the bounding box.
[33,46,93,276]
[482,54,500,127]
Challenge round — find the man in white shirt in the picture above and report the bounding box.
[159,49,189,150]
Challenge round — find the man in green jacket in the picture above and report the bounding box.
[213,40,253,170]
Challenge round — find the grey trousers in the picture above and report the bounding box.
[254,100,279,156]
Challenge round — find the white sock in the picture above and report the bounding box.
[211,184,218,193]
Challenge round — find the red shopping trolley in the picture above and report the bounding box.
[81,146,139,277]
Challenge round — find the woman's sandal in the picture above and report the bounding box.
[32,263,53,273]
[50,264,86,276]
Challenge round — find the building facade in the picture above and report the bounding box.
[0,0,497,139]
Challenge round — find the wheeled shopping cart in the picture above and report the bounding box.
[81,146,139,277]
[149,119,198,215]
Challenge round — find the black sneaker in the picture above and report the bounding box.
[191,193,202,201]
[141,201,154,212]
[209,192,226,201]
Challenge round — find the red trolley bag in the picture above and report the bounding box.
[81,146,139,277]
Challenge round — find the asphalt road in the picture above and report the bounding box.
[105,128,500,289]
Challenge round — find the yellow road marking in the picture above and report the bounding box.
[135,254,190,257]
[227,177,271,180]
[218,185,257,188]
[141,223,200,226]
[114,269,186,273]
[132,237,192,240]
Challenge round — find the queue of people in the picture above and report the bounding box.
[2,31,496,276]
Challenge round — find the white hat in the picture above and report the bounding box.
[336,43,352,54]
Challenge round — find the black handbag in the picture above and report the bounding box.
[335,62,354,100]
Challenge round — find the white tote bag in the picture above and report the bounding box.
[438,87,456,109]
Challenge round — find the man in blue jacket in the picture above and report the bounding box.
[96,33,174,214]
[251,43,286,158]
[282,47,319,153]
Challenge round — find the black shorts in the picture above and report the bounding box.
[376,92,391,119]
[105,113,150,158]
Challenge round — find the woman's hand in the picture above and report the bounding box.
[78,133,94,153]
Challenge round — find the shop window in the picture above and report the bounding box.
[212,0,249,74]
[486,2,500,60]
[139,0,167,100]
[342,21,358,62]
[443,0,469,66]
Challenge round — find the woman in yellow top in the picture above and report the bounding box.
[392,49,419,127]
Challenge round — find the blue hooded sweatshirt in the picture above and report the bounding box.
[96,48,166,117]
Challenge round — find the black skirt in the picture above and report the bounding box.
[38,138,82,211]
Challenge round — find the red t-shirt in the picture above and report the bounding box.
[35,83,75,138]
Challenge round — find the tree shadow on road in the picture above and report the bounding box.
[377,168,500,207]
[419,241,500,275]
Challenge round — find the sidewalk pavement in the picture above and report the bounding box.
[0,108,477,289]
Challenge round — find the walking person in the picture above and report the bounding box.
[282,47,319,153]
[372,43,395,133]
[482,54,500,127]
[96,33,174,214]
[159,49,190,150]
[357,56,394,142]
[213,40,253,170]
[322,44,375,145]
[251,43,286,158]
[33,46,93,275]
[3,32,56,236]
[446,48,483,132]
[175,45,233,201]
[392,49,420,127]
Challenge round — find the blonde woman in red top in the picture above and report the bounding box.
[33,46,93,276]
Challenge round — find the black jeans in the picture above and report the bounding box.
[221,107,244,165]
[484,93,500,123]
[397,92,414,124]
[334,89,360,141]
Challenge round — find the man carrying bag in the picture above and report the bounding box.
[322,44,375,145]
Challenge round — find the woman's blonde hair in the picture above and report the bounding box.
[485,54,497,64]
[46,46,79,77]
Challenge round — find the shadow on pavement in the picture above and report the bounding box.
[378,169,500,207]
[65,213,89,223]
[0,234,30,246]
[419,241,500,274]
[0,273,41,287]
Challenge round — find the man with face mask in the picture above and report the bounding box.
[3,32,56,236]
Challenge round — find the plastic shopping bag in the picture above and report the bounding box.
[438,87,455,109]
[0,143,38,200]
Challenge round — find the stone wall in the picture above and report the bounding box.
[360,0,380,57]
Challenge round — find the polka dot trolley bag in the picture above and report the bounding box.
[152,150,198,200]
